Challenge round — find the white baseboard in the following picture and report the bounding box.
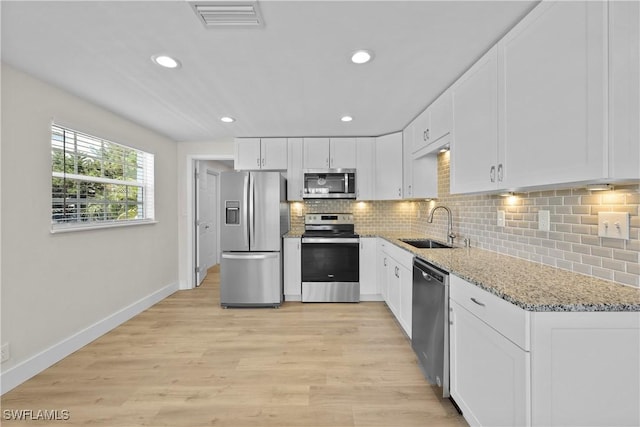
[360,294,384,302]
[0,282,179,395]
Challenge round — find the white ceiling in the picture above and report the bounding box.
[1,0,538,142]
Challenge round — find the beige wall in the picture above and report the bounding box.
[291,152,640,288]
[1,65,179,380]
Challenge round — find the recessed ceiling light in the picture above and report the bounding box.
[341,115,353,122]
[351,50,374,64]
[151,54,181,69]
[220,116,236,123]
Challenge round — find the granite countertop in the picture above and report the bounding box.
[376,234,640,312]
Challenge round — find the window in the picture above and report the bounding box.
[51,124,154,231]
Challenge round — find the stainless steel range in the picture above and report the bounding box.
[301,213,359,302]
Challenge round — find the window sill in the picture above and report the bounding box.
[50,220,158,234]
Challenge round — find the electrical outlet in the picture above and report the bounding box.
[538,210,550,231]
[497,210,506,227]
[1,343,10,363]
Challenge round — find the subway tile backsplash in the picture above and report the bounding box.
[289,152,640,288]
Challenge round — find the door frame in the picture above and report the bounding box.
[185,154,233,290]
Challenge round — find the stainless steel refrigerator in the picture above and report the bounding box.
[219,171,289,307]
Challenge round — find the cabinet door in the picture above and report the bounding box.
[356,137,375,200]
[283,238,301,300]
[499,1,607,188]
[377,241,388,301]
[609,0,640,180]
[429,90,452,145]
[402,123,414,198]
[303,137,330,169]
[359,238,379,299]
[411,108,431,154]
[287,138,304,201]
[450,301,530,427]
[375,132,403,200]
[386,259,401,320]
[234,138,262,170]
[261,138,287,170]
[450,46,499,194]
[329,138,356,169]
[398,263,412,338]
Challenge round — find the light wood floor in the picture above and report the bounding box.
[2,266,467,427]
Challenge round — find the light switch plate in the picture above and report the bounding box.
[598,212,630,240]
[497,210,505,227]
[538,210,550,231]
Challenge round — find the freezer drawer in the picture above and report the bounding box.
[220,252,282,307]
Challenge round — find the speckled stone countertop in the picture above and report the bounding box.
[371,233,640,312]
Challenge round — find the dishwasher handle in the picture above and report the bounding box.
[414,258,448,285]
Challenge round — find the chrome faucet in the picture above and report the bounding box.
[427,205,456,246]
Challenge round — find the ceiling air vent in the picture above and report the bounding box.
[190,1,264,28]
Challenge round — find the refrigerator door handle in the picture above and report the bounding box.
[222,252,278,260]
[242,174,250,248]
[248,173,255,249]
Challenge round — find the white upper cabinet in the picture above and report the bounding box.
[609,0,640,180]
[234,138,261,171]
[375,132,404,200]
[287,138,304,201]
[329,138,357,169]
[303,137,330,169]
[450,46,500,194]
[428,91,453,148]
[450,1,620,194]
[303,137,356,169]
[409,91,453,156]
[498,0,607,189]
[402,121,415,198]
[356,137,375,200]
[235,138,287,171]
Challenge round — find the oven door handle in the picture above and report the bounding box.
[301,238,360,244]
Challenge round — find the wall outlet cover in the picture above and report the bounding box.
[497,210,506,227]
[538,210,550,231]
[598,212,630,240]
[1,343,9,363]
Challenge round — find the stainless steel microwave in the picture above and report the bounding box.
[303,169,356,199]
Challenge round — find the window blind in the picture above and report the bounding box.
[51,124,155,230]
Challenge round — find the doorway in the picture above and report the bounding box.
[193,160,232,287]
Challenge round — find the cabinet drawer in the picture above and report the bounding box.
[450,275,530,350]
[385,241,414,268]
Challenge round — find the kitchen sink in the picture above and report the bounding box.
[400,239,453,249]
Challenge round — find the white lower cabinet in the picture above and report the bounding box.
[450,298,530,427]
[379,239,413,338]
[359,237,380,300]
[450,274,640,427]
[283,237,301,301]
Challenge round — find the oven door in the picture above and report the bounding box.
[301,237,359,302]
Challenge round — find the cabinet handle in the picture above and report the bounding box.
[490,165,496,183]
[262,158,265,167]
[395,266,399,278]
[398,188,402,197]
[470,297,485,307]
[384,257,387,267]
[423,130,427,141]
[426,128,430,140]
[326,158,329,167]
[408,184,412,196]
[497,163,504,182]
[257,158,261,167]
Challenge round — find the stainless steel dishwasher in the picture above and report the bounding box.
[412,257,450,398]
